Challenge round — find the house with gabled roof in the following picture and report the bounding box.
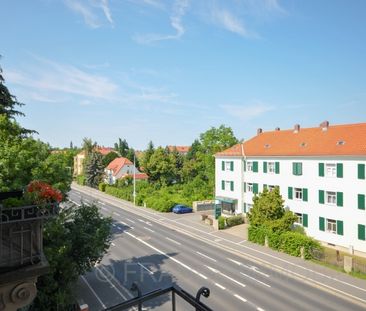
[105,157,147,185]
[215,121,366,256]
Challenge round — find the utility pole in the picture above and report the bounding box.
[133,154,136,206]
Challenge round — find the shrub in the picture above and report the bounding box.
[98,183,107,192]
[76,175,86,186]
[2,197,27,207]
[218,216,226,230]
[279,231,322,259]
[248,226,270,245]
[226,215,244,227]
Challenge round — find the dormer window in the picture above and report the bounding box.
[336,140,345,146]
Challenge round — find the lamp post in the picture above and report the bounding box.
[133,154,136,206]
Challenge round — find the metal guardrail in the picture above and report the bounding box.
[0,204,60,224]
[105,283,213,311]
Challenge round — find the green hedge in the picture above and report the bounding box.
[75,175,86,186]
[248,225,321,259]
[98,183,107,192]
[226,215,244,227]
[218,216,225,230]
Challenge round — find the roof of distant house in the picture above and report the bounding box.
[216,121,366,157]
[106,157,133,176]
[97,147,115,156]
[125,173,148,180]
[167,145,190,153]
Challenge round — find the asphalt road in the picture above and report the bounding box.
[69,188,366,311]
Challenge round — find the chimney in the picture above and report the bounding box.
[320,120,329,131]
[257,128,263,135]
[275,127,280,131]
[294,124,300,133]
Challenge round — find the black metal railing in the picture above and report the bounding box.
[105,283,214,311]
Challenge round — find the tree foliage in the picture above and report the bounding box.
[85,151,104,188]
[31,204,112,310]
[114,137,129,157]
[102,151,119,167]
[82,137,96,156]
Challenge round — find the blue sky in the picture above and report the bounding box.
[1,0,366,149]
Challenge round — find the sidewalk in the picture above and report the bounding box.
[71,183,366,307]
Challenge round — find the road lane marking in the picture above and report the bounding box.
[112,224,117,227]
[205,265,246,288]
[138,262,154,275]
[69,199,81,207]
[125,232,207,280]
[214,238,222,242]
[166,237,181,245]
[111,242,116,247]
[234,294,247,302]
[101,207,107,211]
[237,240,247,244]
[196,251,217,262]
[215,283,226,290]
[120,221,128,226]
[143,226,155,233]
[240,272,271,288]
[113,212,120,216]
[81,276,107,309]
[257,308,266,311]
[95,267,128,300]
[228,258,270,278]
[100,201,106,205]
[126,218,135,223]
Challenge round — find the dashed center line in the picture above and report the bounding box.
[165,237,181,245]
[143,226,155,233]
[196,251,217,262]
[126,218,135,223]
[214,283,226,290]
[234,294,247,303]
[205,265,246,288]
[113,212,120,216]
[138,262,154,275]
[240,272,271,288]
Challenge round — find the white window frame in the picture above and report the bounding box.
[326,219,337,234]
[225,181,232,191]
[225,161,232,171]
[247,183,253,192]
[326,163,336,178]
[247,161,253,172]
[268,162,275,174]
[295,213,303,225]
[326,191,336,205]
[294,188,303,200]
[247,203,253,211]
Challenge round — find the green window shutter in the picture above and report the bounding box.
[243,203,247,213]
[337,192,343,207]
[222,161,225,171]
[319,190,324,204]
[298,163,303,175]
[263,161,267,173]
[358,164,365,179]
[358,224,366,241]
[230,181,234,191]
[319,163,325,177]
[253,183,258,194]
[336,220,343,235]
[275,161,280,174]
[336,163,343,178]
[292,163,297,175]
[288,187,293,200]
[319,217,325,231]
[230,161,234,171]
[243,160,246,172]
[303,214,308,228]
[303,188,308,202]
[221,180,225,190]
[243,182,246,192]
[253,161,258,173]
[358,194,365,210]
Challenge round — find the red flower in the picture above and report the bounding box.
[26,181,63,204]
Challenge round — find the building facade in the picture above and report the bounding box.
[215,122,366,255]
[105,157,146,185]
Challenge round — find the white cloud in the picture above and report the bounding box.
[221,103,274,121]
[64,0,114,28]
[133,0,189,44]
[210,8,257,38]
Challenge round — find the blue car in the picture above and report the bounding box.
[172,204,193,214]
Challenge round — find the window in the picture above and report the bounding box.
[222,161,233,171]
[294,188,303,200]
[326,219,337,234]
[268,162,275,174]
[247,162,253,172]
[326,191,336,205]
[358,164,365,179]
[221,180,234,191]
[359,224,366,241]
[326,164,336,177]
[247,203,253,211]
[295,213,308,227]
[295,213,303,225]
[247,183,253,192]
[268,185,276,191]
[293,162,303,176]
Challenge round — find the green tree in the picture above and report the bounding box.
[82,137,96,156]
[102,151,119,167]
[199,125,238,154]
[31,204,112,310]
[85,151,104,188]
[126,148,139,168]
[114,138,129,157]
[141,141,154,175]
[248,187,288,227]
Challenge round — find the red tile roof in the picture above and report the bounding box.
[97,147,115,156]
[167,146,190,153]
[125,173,148,180]
[216,122,366,157]
[106,157,133,176]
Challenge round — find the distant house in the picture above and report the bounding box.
[105,157,148,185]
[73,146,116,176]
[167,145,190,155]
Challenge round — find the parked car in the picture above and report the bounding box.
[172,204,193,214]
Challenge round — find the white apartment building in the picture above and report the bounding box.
[215,121,366,255]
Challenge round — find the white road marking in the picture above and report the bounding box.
[166,237,181,245]
[214,238,222,242]
[101,207,107,211]
[100,201,106,205]
[240,272,271,288]
[120,221,128,226]
[237,240,247,244]
[234,294,247,303]
[111,242,116,247]
[196,251,217,262]
[215,283,226,290]
[114,212,121,216]
[205,265,246,288]
[228,258,270,278]
[126,218,135,223]
[81,276,106,309]
[112,224,117,227]
[257,308,266,311]
[138,219,145,223]
[95,267,128,300]
[143,226,155,233]
[125,232,207,280]
[69,199,81,206]
[138,262,154,275]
